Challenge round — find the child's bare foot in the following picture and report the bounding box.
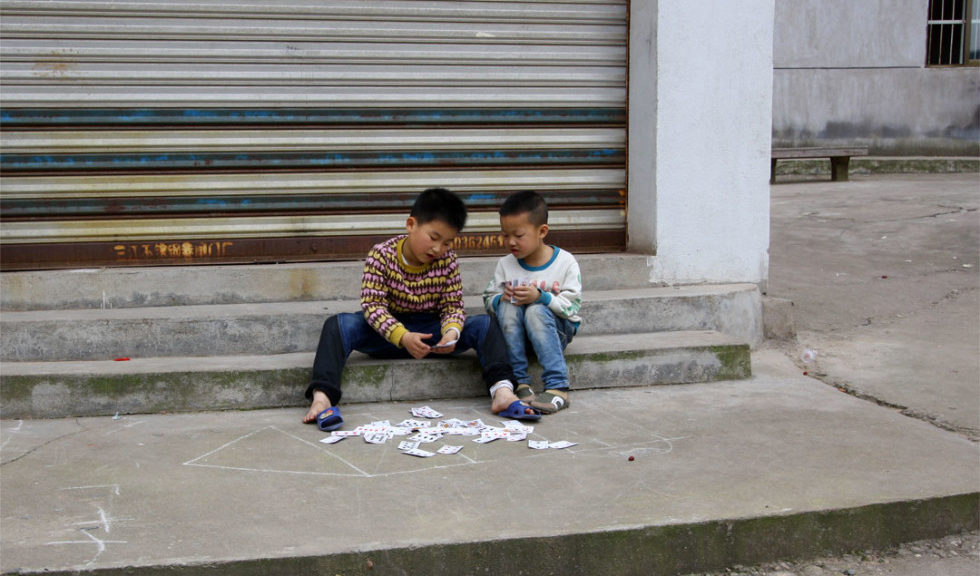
[302,390,331,423]
[491,387,537,416]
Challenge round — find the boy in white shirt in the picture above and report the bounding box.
[482,191,582,413]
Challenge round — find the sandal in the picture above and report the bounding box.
[316,406,344,432]
[530,390,569,414]
[515,384,536,402]
[495,399,542,421]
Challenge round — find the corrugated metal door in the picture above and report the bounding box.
[0,0,627,270]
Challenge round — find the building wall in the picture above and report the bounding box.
[773,0,980,155]
[630,1,774,286]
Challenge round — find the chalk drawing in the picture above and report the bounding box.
[48,485,126,567]
[0,419,24,450]
[103,419,146,436]
[181,422,683,479]
[183,425,478,478]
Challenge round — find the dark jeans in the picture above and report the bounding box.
[305,312,514,406]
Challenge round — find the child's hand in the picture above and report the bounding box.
[429,334,457,354]
[511,284,540,305]
[401,331,432,359]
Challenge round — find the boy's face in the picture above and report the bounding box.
[403,217,459,266]
[499,212,548,261]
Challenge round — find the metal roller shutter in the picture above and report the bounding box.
[0,0,627,270]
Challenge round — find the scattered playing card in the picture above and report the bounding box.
[411,405,443,419]
[528,440,550,450]
[397,419,430,429]
[481,427,509,439]
[437,445,462,455]
[398,440,421,451]
[548,441,577,449]
[331,430,361,437]
[319,435,345,444]
[473,435,500,444]
[402,448,435,458]
[363,431,390,444]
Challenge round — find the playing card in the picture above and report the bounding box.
[507,432,528,442]
[397,419,430,429]
[528,440,550,450]
[437,445,463,455]
[398,440,421,451]
[402,448,435,458]
[331,430,361,437]
[319,435,345,444]
[548,440,577,449]
[502,421,533,435]
[411,406,443,419]
[481,427,509,439]
[363,431,390,444]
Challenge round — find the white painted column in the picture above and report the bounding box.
[629,1,774,286]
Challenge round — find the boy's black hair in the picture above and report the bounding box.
[499,190,548,226]
[411,187,467,231]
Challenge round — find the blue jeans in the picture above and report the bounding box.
[306,312,514,406]
[495,301,577,390]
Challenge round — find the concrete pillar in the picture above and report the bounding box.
[629,1,774,286]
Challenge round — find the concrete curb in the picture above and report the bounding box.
[772,156,979,180]
[17,493,977,576]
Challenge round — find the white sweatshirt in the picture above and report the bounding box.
[482,246,582,325]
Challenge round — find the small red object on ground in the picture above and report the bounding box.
[114,357,130,361]
[628,455,635,462]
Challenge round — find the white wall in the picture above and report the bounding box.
[629,1,774,286]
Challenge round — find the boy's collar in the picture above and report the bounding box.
[396,237,426,272]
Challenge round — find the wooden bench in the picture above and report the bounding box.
[771,146,869,183]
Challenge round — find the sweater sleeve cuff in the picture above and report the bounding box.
[536,291,553,306]
[443,323,463,339]
[389,325,409,348]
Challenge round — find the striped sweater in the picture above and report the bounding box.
[361,235,465,347]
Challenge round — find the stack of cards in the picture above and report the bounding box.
[318,405,578,456]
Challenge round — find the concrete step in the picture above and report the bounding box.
[0,254,657,311]
[0,330,750,419]
[0,284,762,362]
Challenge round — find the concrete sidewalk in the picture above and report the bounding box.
[768,173,979,439]
[1,350,976,575]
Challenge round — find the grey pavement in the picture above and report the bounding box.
[0,350,977,575]
[768,173,979,439]
[1,173,979,575]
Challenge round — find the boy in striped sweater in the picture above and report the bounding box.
[303,188,540,430]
